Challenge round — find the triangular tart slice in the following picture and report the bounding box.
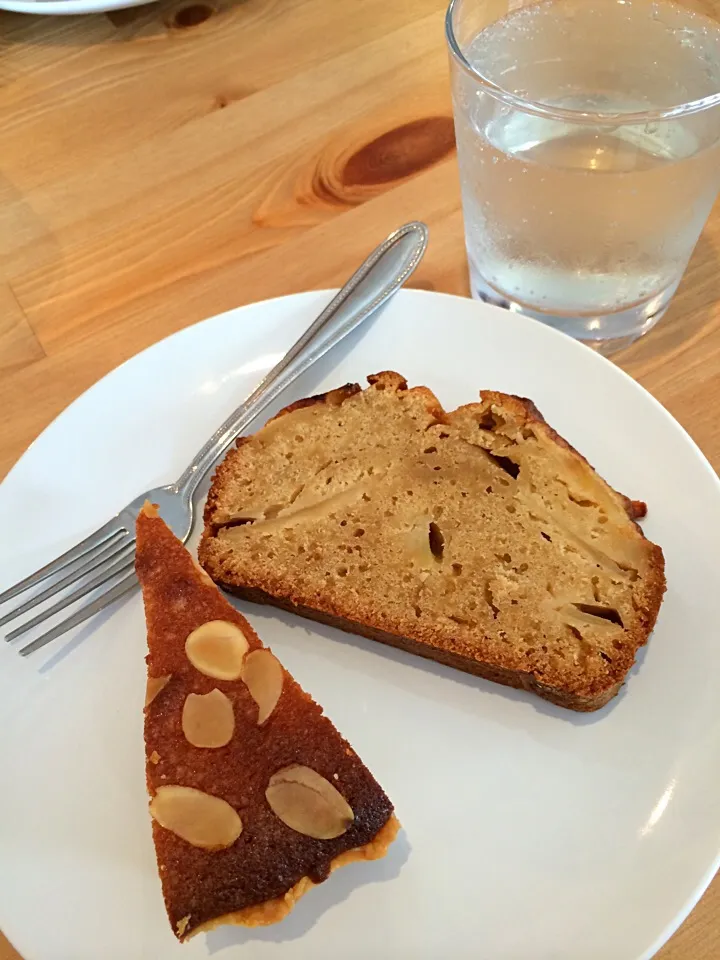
[136,504,399,941]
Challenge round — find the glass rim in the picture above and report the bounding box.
[445,0,720,125]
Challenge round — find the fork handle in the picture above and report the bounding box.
[174,221,429,500]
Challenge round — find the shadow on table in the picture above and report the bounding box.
[0,0,247,44]
[617,230,720,375]
[0,172,66,321]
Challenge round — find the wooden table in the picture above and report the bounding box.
[0,1,718,957]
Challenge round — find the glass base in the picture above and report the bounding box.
[469,266,675,356]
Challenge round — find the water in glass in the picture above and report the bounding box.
[449,0,720,351]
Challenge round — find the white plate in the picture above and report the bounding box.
[0,0,153,16]
[1,290,719,960]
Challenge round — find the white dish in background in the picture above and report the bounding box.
[0,290,719,960]
[0,0,153,15]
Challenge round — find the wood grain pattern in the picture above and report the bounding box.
[0,284,44,374]
[0,1,717,958]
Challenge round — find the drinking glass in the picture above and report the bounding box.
[446,0,720,353]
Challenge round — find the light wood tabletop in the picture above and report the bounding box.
[0,1,718,957]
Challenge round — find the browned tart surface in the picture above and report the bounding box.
[136,506,397,940]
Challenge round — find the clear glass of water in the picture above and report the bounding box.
[446,0,720,353]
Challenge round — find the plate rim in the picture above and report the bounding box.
[6,288,719,496]
[0,0,155,15]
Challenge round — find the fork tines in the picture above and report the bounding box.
[0,518,137,657]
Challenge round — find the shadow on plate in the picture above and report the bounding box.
[36,588,136,674]
[205,828,410,952]
[231,596,645,731]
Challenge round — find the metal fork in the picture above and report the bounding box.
[0,221,428,656]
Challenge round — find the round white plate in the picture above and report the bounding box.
[1,290,719,960]
[0,0,152,16]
